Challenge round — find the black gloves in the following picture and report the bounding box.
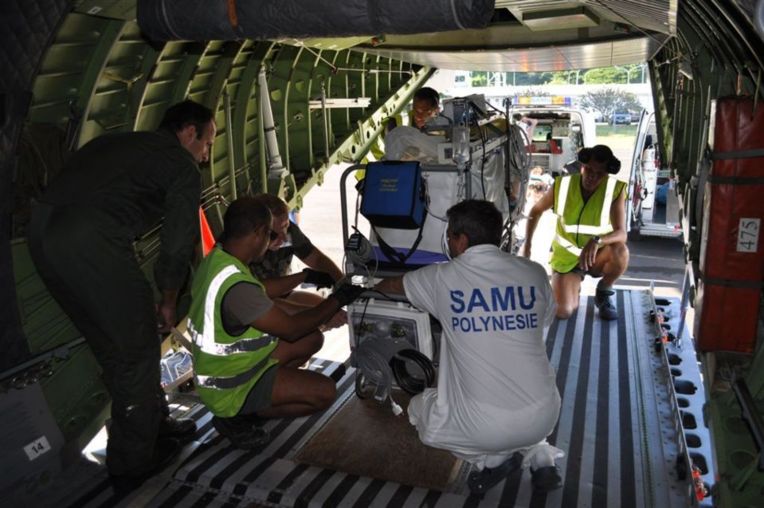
[302,268,335,289]
[330,283,365,306]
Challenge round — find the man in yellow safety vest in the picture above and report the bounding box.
[187,197,364,449]
[523,145,629,321]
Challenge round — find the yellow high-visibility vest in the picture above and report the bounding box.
[188,246,278,417]
[550,173,626,273]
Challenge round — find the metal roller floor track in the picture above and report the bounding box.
[47,289,710,508]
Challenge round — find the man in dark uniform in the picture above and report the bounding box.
[250,193,344,306]
[27,100,216,484]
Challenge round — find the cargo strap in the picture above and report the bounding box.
[710,148,764,160]
[707,175,764,185]
[699,271,764,289]
[226,0,238,27]
[372,219,426,265]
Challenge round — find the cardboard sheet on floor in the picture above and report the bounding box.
[295,392,463,491]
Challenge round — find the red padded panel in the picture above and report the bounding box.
[696,96,764,353]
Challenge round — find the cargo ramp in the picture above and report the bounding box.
[13,290,713,508]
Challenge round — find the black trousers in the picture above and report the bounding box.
[29,204,167,475]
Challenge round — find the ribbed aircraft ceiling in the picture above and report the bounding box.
[359,35,662,71]
[358,0,675,71]
[73,0,677,71]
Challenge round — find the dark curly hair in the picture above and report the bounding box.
[220,196,272,241]
[158,100,214,139]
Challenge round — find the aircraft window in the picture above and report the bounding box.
[552,123,569,137]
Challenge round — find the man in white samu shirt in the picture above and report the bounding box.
[375,200,563,486]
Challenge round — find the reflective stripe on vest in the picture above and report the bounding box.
[554,234,583,257]
[189,265,275,357]
[194,353,271,390]
[555,174,618,236]
[554,176,571,215]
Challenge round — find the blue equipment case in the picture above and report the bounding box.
[361,161,426,229]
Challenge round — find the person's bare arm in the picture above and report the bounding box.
[272,298,311,315]
[260,272,307,298]
[252,297,341,342]
[374,276,405,296]
[579,190,628,270]
[523,186,555,257]
[302,247,344,281]
[273,296,348,331]
[603,191,627,245]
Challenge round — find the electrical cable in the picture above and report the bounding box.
[390,349,436,395]
[436,112,454,127]
[423,175,448,222]
[352,291,436,408]
[353,296,401,413]
[475,111,488,199]
[498,122,533,253]
[484,98,533,239]
[462,100,488,200]
[354,343,393,394]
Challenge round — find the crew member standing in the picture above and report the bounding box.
[28,100,216,484]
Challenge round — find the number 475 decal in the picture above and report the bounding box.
[737,218,760,253]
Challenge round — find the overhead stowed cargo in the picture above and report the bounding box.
[137,0,495,41]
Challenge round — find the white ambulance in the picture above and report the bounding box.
[509,95,597,180]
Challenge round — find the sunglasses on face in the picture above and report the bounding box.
[259,226,278,241]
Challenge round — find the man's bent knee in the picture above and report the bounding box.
[593,242,629,276]
[555,304,577,319]
[304,330,325,355]
[291,373,335,412]
[603,242,629,274]
[314,376,337,410]
[611,242,629,262]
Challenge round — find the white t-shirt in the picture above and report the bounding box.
[403,244,561,468]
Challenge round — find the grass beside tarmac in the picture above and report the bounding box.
[596,124,638,181]
[596,124,639,138]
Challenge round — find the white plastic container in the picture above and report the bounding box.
[347,298,434,360]
[642,147,657,209]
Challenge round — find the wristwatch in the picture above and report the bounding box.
[591,235,601,245]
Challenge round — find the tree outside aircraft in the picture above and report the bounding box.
[579,88,643,124]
